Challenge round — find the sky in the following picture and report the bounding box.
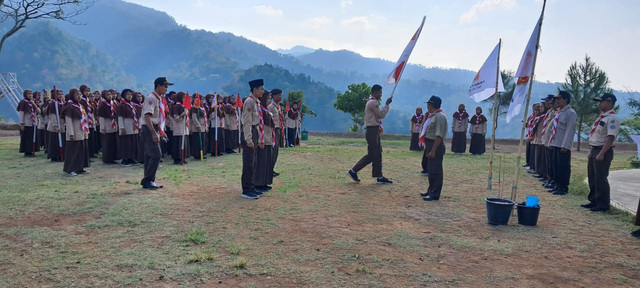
[124,0,640,92]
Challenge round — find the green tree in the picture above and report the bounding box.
[620,94,640,142]
[334,83,371,132]
[285,90,316,118]
[561,55,612,151]
[0,0,94,55]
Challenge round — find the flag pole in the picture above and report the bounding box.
[488,39,502,192]
[512,0,546,201]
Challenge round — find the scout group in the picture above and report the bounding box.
[346,85,625,220]
[16,77,304,200]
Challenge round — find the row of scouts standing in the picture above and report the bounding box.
[523,91,620,213]
[16,77,304,198]
[410,103,488,155]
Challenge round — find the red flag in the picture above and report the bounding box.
[236,93,243,107]
[385,16,426,85]
[193,92,201,108]
[285,101,290,113]
[184,92,192,110]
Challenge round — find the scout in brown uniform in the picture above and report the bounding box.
[241,79,265,199]
[134,92,145,164]
[410,107,424,151]
[140,77,173,189]
[419,96,447,201]
[542,97,559,191]
[97,90,119,164]
[286,102,299,147]
[581,93,619,212]
[254,91,275,192]
[36,92,47,152]
[189,93,208,160]
[532,101,548,179]
[213,94,226,156]
[117,89,139,166]
[46,90,65,161]
[268,88,284,176]
[17,89,41,157]
[61,88,90,176]
[348,84,393,184]
[171,92,190,164]
[468,107,487,155]
[451,104,469,154]
[79,85,97,158]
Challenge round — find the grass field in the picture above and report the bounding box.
[0,135,638,287]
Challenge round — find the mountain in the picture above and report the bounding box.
[0,21,136,122]
[277,46,316,57]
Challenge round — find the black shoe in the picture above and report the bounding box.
[121,160,131,167]
[580,203,595,209]
[423,195,439,201]
[543,183,555,189]
[24,153,35,157]
[590,206,609,212]
[241,191,259,199]
[347,170,360,182]
[376,177,393,184]
[252,189,264,197]
[254,186,268,193]
[420,191,431,197]
[631,229,640,238]
[273,172,280,176]
[547,187,556,193]
[78,169,90,174]
[142,182,163,189]
[263,185,272,191]
[420,170,429,175]
[552,189,567,195]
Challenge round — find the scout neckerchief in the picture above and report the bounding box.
[22,98,36,126]
[414,113,423,131]
[199,104,208,126]
[419,109,445,144]
[151,92,167,137]
[279,105,285,135]
[68,100,89,133]
[82,97,94,127]
[124,100,139,131]
[589,109,615,137]
[258,103,266,143]
[101,99,117,129]
[474,113,484,132]
[369,97,383,132]
[540,110,553,139]
[550,105,571,144]
[455,110,467,129]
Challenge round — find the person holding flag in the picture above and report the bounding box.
[190,93,207,160]
[139,77,173,189]
[171,92,190,164]
[419,96,447,201]
[46,88,65,162]
[347,84,393,184]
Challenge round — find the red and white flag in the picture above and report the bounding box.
[385,16,426,85]
[506,14,544,123]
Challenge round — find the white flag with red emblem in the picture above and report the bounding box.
[506,15,543,123]
[469,41,505,103]
[385,16,426,85]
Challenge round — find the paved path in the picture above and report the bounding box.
[609,169,640,215]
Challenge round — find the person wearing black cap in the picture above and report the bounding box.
[269,88,284,176]
[241,79,265,199]
[139,77,173,189]
[549,91,577,195]
[541,95,559,191]
[581,93,619,212]
[419,96,447,201]
[348,84,393,184]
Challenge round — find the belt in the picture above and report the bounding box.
[591,145,603,149]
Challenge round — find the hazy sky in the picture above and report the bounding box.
[125,0,639,92]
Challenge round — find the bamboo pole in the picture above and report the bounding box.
[511,0,547,201]
[487,39,502,193]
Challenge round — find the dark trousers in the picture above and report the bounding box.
[141,125,162,185]
[352,126,383,178]
[241,126,259,192]
[287,127,296,147]
[587,146,613,209]
[635,198,640,226]
[546,147,556,182]
[273,128,281,169]
[525,142,532,166]
[534,145,547,178]
[19,126,37,154]
[553,147,571,191]
[424,138,445,198]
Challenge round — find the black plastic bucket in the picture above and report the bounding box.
[485,198,515,225]
[517,204,541,226]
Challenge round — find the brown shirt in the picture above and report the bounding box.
[364,99,389,127]
[242,96,260,142]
